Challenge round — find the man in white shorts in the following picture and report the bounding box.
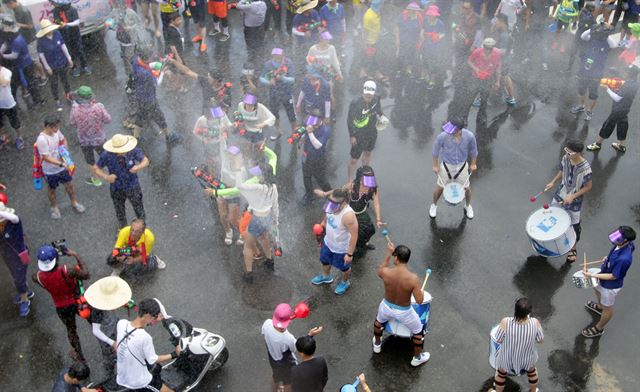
[372,242,430,367]
[429,119,478,219]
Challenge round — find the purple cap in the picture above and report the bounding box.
[227,145,241,155]
[362,175,377,188]
[306,115,320,127]
[249,165,262,177]
[210,106,225,119]
[442,121,457,134]
[609,229,624,244]
[271,47,284,56]
[321,31,333,41]
[323,200,341,214]
[243,94,258,105]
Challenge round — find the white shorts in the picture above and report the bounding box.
[437,162,470,188]
[376,299,422,335]
[595,285,621,307]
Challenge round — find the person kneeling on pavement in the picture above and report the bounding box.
[108,218,166,276]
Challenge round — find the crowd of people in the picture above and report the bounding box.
[0,0,638,391]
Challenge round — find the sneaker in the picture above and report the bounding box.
[585,111,593,121]
[90,177,103,186]
[611,142,627,153]
[586,142,601,151]
[51,207,61,219]
[55,101,63,112]
[542,62,548,71]
[22,89,31,98]
[208,29,220,36]
[224,229,233,245]
[311,274,334,285]
[618,38,629,48]
[18,300,31,317]
[472,96,481,107]
[570,106,585,114]
[38,77,48,87]
[165,132,183,144]
[15,137,25,150]
[465,205,474,219]
[365,242,376,250]
[410,352,431,367]
[72,67,81,77]
[219,33,230,42]
[334,280,351,295]
[192,35,203,42]
[270,133,282,141]
[236,237,244,245]
[264,258,275,271]
[13,291,35,304]
[504,97,516,105]
[429,203,437,219]
[156,257,167,269]
[82,66,92,75]
[372,337,382,353]
[72,203,86,213]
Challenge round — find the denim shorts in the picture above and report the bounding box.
[45,170,73,189]
[320,242,351,272]
[247,214,271,237]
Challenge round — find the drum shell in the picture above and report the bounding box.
[443,182,465,205]
[385,291,432,338]
[572,268,600,288]
[525,207,577,257]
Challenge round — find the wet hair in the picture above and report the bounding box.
[583,1,596,12]
[209,69,223,81]
[392,245,411,263]
[496,13,509,26]
[619,226,637,242]
[295,335,317,356]
[67,362,91,381]
[330,188,349,203]
[514,297,532,321]
[352,165,377,196]
[565,140,584,153]
[44,115,61,128]
[449,117,466,130]
[138,298,161,318]
[168,12,181,23]
[130,218,146,231]
[243,62,255,71]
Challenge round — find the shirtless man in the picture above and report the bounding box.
[372,242,430,367]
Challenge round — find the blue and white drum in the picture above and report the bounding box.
[442,182,465,205]
[525,206,576,257]
[385,291,432,338]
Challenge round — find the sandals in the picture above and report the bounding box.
[611,143,626,153]
[566,249,577,263]
[582,325,604,338]
[585,301,602,316]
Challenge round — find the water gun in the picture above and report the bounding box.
[425,31,441,43]
[217,82,233,101]
[287,126,307,144]
[32,144,43,191]
[57,145,75,176]
[450,22,470,45]
[600,77,625,90]
[271,0,280,11]
[111,246,139,258]
[104,17,116,30]
[265,65,289,81]
[232,111,247,135]
[273,227,283,257]
[148,54,174,78]
[191,165,227,190]
[312,224,325,246]
[306,55,339,80]
[194,124,225,139]
[296,20,326,33]
[76,280,91,319]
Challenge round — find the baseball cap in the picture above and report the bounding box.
[272,303,293,328]
[37,245,58,272]
[363,80,376,95]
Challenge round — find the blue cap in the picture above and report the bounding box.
[37,245,58,272]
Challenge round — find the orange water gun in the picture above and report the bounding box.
[600,77,625,90]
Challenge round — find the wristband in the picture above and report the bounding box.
[347,253,353,257]
[171,351,178,359]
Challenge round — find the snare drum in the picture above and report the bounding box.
[525,206,576,257]
[572,268,600,288]
[443,182,465,205]
[385,291,432,338]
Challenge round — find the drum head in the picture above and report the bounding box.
[526,207,571,241]
[443,182,465,205]
[410,290,433,304]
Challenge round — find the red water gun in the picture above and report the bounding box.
[76,280,91,319]
[287,126,307,144]
[232,111,247,135]
[296,20,326,33]
[191,165,227,189]
[265,65,289,81]
[313,224,325,246]
[271,0,280,11]
[32,144,43,191]
[112,246,139,258]
[217,82,233,101]
[600,77,625,90]
[306,55,339,80]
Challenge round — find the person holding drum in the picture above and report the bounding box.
[581,226,636,338]
[488,297,544,392]
[429,119,478,219]
[372,242,430,367]
[543,140,593,263]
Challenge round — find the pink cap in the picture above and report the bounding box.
[425,5,440,17]
[272,47,284,56]
[272,303,293,328]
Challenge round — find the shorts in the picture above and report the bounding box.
[28,41,39,62]
[436,162,470,188]
[247,214,271,237]
[376,299,423,335]
[134,100,168,129]
[268,352,295,384]
[126,372,163,392]
[81,145,104,166]
[349,130,377,159]
[190,0,207,25]
[577,77,599,100]
[0,106,21,130]
[320,242,351,272]
[208,0,228,18]
[595,285,621,307]
[242,130,265,144]
[45,170,73,189]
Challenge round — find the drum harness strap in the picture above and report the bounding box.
[443,161,467,180]
[412,332,425,349]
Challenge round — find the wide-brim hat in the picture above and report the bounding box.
[84,277,132,311]
[103,134,138,154]
[297,0,318,14]
[0,202,15,222]
[36,19,60,38]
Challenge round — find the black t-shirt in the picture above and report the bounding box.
[198,75,232,110]
[165,25,184,59]
[612,79,638,113]
[88,308,118,341]
[13,5,35,43]
[290,357,328,392]
[53,6,81,39]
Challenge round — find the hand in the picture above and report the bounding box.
[129,165,140,174]
[313,189,326,198]
[582,269,590,277]
[323,117,331,125]
[0,183,5,190]
[432,165,439,174]
[308,326,323,336]
[544,182,555,192]
[304,31,310,37]
[269,78,276,86]
[111,342,118,352]
[344,254,353,264]
[204,188,216,197]
[376,220,384,228]
[68,59,74,69]
[106,174,117,184]
[65,249,78,257]
[358,373,367,384]
[175,345,182,355]
[295,106,301,115]
[470,163,477,172]
[386,241,395,254]
[350,136,357,146]
[562,194,575,205]
[306,125,314,134]
[46,67,53,76]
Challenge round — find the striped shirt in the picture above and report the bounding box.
[495,317,543,374]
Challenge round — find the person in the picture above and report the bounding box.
[189,0,208,52]
[298,115,331,204]
[452,1,481,79]
[421,5,446,91]
[595,0,618,22]
[586,65,639,153]
[235,162,279,282]
[360,0,383,79]
[0,201,32,317]
[159,0,181,41]
[110,218,166,275]
[193,103,233,172]
[236,93,276,149]
[307,31,343,83]
[260,47,297,140]
[33,244,90,362]
[550,0,580,53]
[464,37,502,126]
[140,0,161,38]
[569,22,617,121]
[0,64,24,150]
[372,243,430,366]
[263,0,282,34]
[619,0,640,46]
[35,115,86,219]
[523,0,553,71]
[493,0,524,29]
[164,12,184,64]
[51,0,90,77]
[69,85,111,187]
[116,298,182,392]
[208,0,231,41]
[543,140,593,263]
[319,0,346,53]
[566,2,597,72]
[167,59,233,114]
[261,303,323,392]
[493,13,516,105]
[51,361,99,392]
[488,298,544,392]
[394,2,423,83]
[429,120,478,219]
[36,19,72,111]
[236,0,268,63]
[291,335,328,392]
[296,70,331,122]
[113,1,151,78]
[346,81,383,182]
[581,226,635,338]
[292,0,321,52]
[92,134,149,228]
[311,189,358,295]
[239,61,258,96]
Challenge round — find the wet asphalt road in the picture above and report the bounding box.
[1,5,640,392]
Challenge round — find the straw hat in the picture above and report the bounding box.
[36,19,60,38]
[84,277,132,311]
[103,134,138,154]
[0,202,15,222]
[297,0,318,14]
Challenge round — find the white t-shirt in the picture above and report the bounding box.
[261,319,297,362]
[116,320,159,389]
[35,130,66,175]
[0,67,16,109]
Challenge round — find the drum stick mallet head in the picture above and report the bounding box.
[530,189,547,202]
[421,268,432,291]
[381,228,391,244]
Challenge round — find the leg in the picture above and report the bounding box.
[62,181,79,205]
[615,115,628,145]
[373,319,385,345]
[411,332,425,358]
[258,231,273,260]
[313,156,331,191]
[49,68,60,101]
[47,186,58,208]
[127,187,146,220]
[110,188,128,228]
[526,367,538,392]
[216,198,232,232]
[242,233,259,272]
[432,186,443,204]
[141,0,151,26]
[465,187,472,206]
[302,159,315,196]
[4,256,29,297]
[23,64,43,103]
[347,158,359,183]
[597,304,614,330]
[151,2,161,37]
[57,306,85,361]
[361,150,372,166]
[58,67,71,96]
[493,368,508,392]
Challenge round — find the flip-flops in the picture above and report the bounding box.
[612,143,627,153]
[566,249,577,263]
[582,326,604,338]
[585,301,602,316]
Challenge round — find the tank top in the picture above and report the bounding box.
[324,205,354,254]
[38,265,78,308]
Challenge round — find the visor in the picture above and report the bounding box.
[442,121,457,134]
[227,145,241,155]
[609,229,624,244]
[243,94,257,105]
[271,47,284,56]
[321,31,332,40]
[210,106,225,118]
[362,175,377,188]
[323,199,342,214]
[306,115,320,126]
[249,165,262,177]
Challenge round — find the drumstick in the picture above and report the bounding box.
[582,260,605,266]
[583,252,587,271]
[421,268,432,291]
[529,189,547,202]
